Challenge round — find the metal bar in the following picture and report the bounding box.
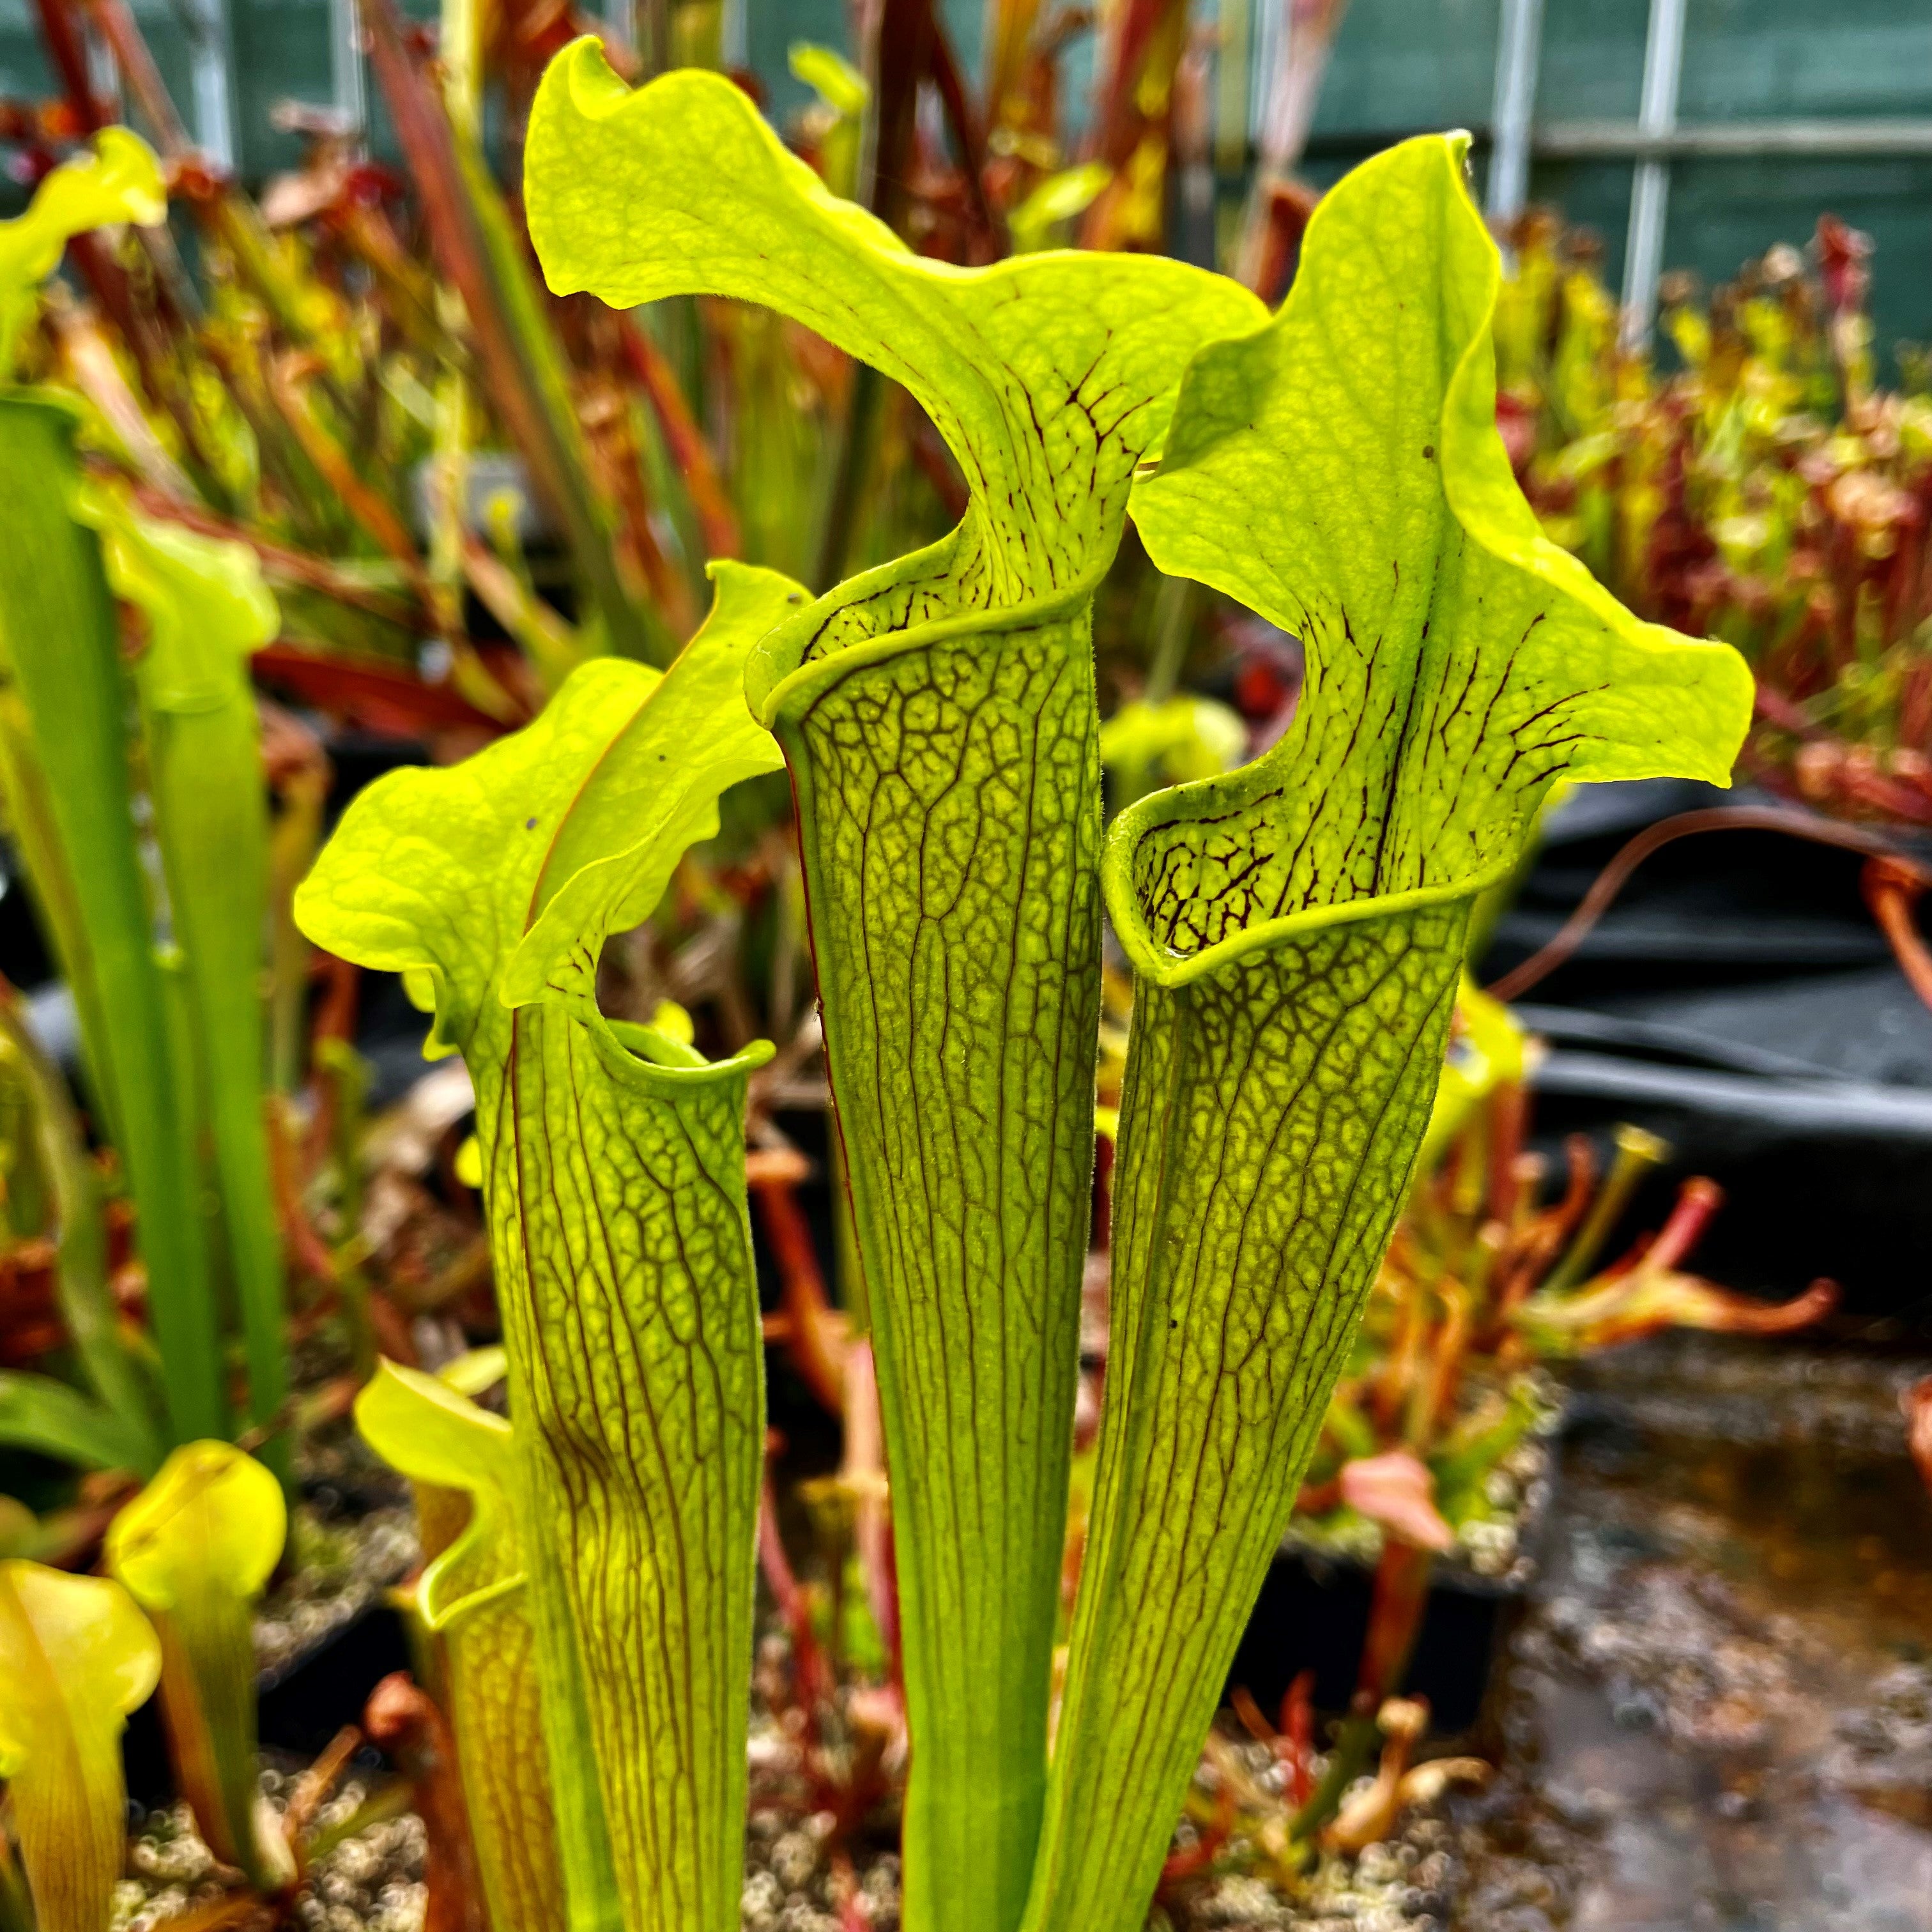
[1285,117,1932,163]
[1620,0,1687,350]
[1485,0,1544,226]
[1215,0,1254,176]
[330,0,365,134]
[604,0,637,61]
[188,0,235,169]
[1537,116,1932,158]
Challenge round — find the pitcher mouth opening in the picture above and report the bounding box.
[749,544,1116,730]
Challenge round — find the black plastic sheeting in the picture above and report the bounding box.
[1480,780,1932,1322]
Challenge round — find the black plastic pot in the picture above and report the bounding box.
[123,1602,411,1807]
[1482,780,1932,1323]
[1225,1538,1537,1738]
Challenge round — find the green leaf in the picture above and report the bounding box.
[355,1358,517,1629]
[79,482,291,1476]
[298,567,793,1932]
[0,983,162,1475]
[1025,134,1752,1932]
[81,482,280,710]
[107,1439,285,1606]
[0,128,165,365]
[0,1560,160,1932]
[788,42,869,116]
[0,1370,150,1472]
[525,54,1262,1932]
[1098,693,1247,805]
[106,1441,291,1891]
[1008,164,1112,254]
[1417,977,1527,1171]
[527,46,1262,645]
[0,396,226,1449]
[788,43,868,198]
[438,1343,508,1399]
[502,561,799,1008]
[355,1360,565,1932]
[297,560,792,1055]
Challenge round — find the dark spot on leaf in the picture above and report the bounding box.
[525,816,538,830]
[1422,445,1435,460]
[786,592,803,604]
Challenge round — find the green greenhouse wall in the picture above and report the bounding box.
[1307,0,1932,355]
[1,0,1927,348]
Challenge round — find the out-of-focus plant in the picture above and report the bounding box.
[0,981,163,1476]
[788,43,870,202]
[523,52,1264,1932]
[0,1558,160,1932]
[0,387,295,1473]
[104,1438,293,1894]
[296,565,798,1932]
[1496,208,1932,831]
[0,394,231,1455]
[89,483,293,1476]
[1100,691,1248,811]
[355,1356,565,1932]
[1020,134,1751,1932]
[0,128,164,365]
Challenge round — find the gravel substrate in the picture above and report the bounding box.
[112,1773,427,1932]
[254,1502,418,1683]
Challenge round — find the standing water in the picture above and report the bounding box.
[1445,1335,1932,1932]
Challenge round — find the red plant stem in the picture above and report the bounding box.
[358,0,645,660]
[1863,855,1932,1015]
[1283,1669,1316,1809]
[1639,1176,1721,1273]
[865,0,940,235]
[841,1336,900,1683]
[1696,1277,1839,1337]
[252,643,507,735]
[360,1676,486,1932]
[29,0,104,130]
[82,0,188,151]
[1156,1775,1236,1887]
[1904,1376,1932,1498]
[1487,805,1932,1003]
[1492,1133,1597,1332]
[1356,1538,1436,1708]
[282,1723,364,1848]
[1414,1280,1472,1446]
[925,6,1001,256]
[303,954,361,1171]
[114,479,427,629]
[617,318,741,562]
[757,1467,833,1714]
[1085,0,1171,169]
[268,1096,344,1291]
[751,1173,846,1414]
[1485,1079,1529,1225]
[1245,178,1322,305]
